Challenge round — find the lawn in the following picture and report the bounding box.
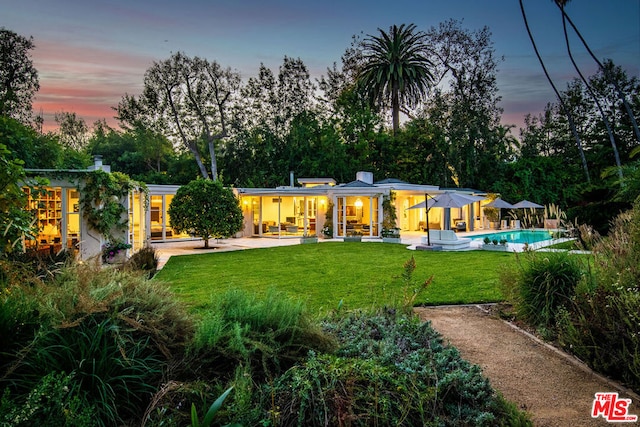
[155,242,515,315]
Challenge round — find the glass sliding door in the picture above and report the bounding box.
[335,195,380,237]
[370,196,379,237]
[336,197,346,236]
[128,190,145,251]
[66,189,80,252]
[150,195,164,241]
[251,197,261,235]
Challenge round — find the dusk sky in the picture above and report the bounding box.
[2,0,639,134]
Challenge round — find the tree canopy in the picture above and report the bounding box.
[0,28,39,124]
[356,24,434,135]
[117,52,240,181]
[168,179,243,248]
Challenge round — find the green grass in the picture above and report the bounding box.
[155,242,514,315]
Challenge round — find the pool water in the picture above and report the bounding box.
[471,230,554,244]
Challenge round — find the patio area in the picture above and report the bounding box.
[150,228,576,270]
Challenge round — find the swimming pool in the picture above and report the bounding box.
[470,229,554,244]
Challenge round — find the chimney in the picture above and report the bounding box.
[290,171,295,187]
[356,171,374,184]
[88,155,111,172]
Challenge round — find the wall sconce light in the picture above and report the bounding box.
[354,198,363,208]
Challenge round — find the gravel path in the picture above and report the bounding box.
[415,305,640,426]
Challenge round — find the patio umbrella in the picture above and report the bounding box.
[483,198,515,209]
[482,198,514,228]
[512,200,543,209]
[407,192,485,235]
[407,192,484,210]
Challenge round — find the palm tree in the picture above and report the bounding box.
[519,0,590,183]
[357,24,433,135]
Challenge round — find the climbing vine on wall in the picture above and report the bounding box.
[79,170,147,241]
[382,191,399,236]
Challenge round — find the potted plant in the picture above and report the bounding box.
[322,201,334,238]
[481,236,509,251]
[485,207,500,229]
[102,239,131,264]
[381,192,401,242]
[381,227,401,243]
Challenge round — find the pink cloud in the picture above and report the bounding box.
[31,40,155,131]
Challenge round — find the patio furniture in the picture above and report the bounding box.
[454,221,466,232]
[420,229,471,251]
[268,225,279,233]
[286,225,298,233]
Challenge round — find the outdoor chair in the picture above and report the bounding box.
[420,229,471,251]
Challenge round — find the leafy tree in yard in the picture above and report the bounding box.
[0,143,39,255]
[117,52,240,181]
[55,111,88,150]
[0,28,39,124]
[168,179,243,248]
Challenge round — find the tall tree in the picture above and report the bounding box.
[0,28,39,124]
[357,24,434,135]
[55,111,88,150]
[553,0,640,144]
[519,0,590,183]
[557,1,622,182]
[117,52,240,181]
[86,120,179,183]
[419,20,515,189]
[0,143,39,255]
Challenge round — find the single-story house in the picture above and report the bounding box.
[23,158,493,258]
[24,156,146,260]
[233,171,489,240]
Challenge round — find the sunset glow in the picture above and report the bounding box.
[3,0,638,134]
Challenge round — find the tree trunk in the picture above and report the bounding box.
[519,0,590,183]
[559,6,640,144]
[203,237,209,248]
[208,140,218,181]
[392,86,400,135]
[561,7,623,184]
[189,145,210,179]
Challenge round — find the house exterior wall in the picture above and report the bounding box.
[22,177,129,261]
[146,185,195,243]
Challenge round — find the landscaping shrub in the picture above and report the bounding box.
[0,261,42,373]
[191,289,336,382]
[0,371,97,427]
[0,262,195,427]
[262,309,531,426]
[556,288,640,392]
[7,248,74,282]
[126,245,160,278]
[501,251,584,332]
[6,315,163,426]
[555,198,640,392]
[45,263,194,359]
[590,207,640,292]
